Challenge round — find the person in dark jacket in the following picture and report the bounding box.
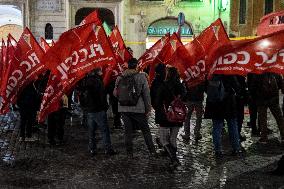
[272,155,284,175]
[235,75,248,142]
[47,94,68,145]
[106,79,122,129]
[247,73,260,136]
[204,74,241,157]
[182,82,206,142]
[250,73,284,144]
[155,67,186,166]
[17,82,41,142]
[150,63,166,149]
[76,77,88,128]
[84,68,117,156]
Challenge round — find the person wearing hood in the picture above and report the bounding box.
[84,67,117,156]
[114,58,156,158]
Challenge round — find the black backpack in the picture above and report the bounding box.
[117,74,140,106]
[206,78,225,103]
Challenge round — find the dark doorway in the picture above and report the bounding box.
[75,8,115,29]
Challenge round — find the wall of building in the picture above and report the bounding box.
[230,0,284,37]
[123,0,231,57]
[28,0,68,41]
[0,0,231,57]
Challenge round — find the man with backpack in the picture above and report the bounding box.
[252,73,284,144]
[114,58,156,158]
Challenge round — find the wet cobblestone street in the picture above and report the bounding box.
[0,107,283,189]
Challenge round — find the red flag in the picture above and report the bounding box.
[38,22,116,121]
[1,39,6,64]
[38,74,62,122]
[3,35,16,76]
[257,10,284,36]
[1,36,16,99]
[169,40,205,87]
[7,34,17,46]
[138,34,170,71]
[44,22,115,86]
[210,30,284,75]
[0,39,4,80]
[148,33,182,83]
[0,41,3,88]
[80,10,102,26]
[107,26,133,82]
[40,37,50,52]
[154,33,182,66]
[0,28,46,114]
[195,18,230,53]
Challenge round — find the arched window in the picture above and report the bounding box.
[75,8,115,28]
[45,23,53,39]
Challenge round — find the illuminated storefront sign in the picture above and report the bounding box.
[147,17,193,37]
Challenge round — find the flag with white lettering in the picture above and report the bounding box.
[210,30,284,75]
[44,22,115,89]
[257,10,284,36]
[0,28,45,114]
[169,39,206,87]
[38,74,62,122]
[38,22,116,121]
[80,10,102,26]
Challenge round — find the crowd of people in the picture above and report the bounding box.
[15,54,284,173]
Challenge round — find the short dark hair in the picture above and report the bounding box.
[166,67,180,82]
[128,58,138,69]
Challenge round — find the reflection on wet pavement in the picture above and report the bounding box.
[0,106,283,189]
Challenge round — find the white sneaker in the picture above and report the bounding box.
[25,136,38,142]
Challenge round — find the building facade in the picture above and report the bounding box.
[0,0,283,56]
[230,0,284,37]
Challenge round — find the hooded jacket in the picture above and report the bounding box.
[114,69,151,114]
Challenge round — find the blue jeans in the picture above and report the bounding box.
[87,111,112,152]
[212,118,240,153]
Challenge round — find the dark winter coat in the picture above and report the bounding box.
[17,82,41,113]
[204,75,241,119]
[84,74,108,113]
[155,79,186,127]
[248,73,283,105]
[184,82,206,102]
[150,74,165,110]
